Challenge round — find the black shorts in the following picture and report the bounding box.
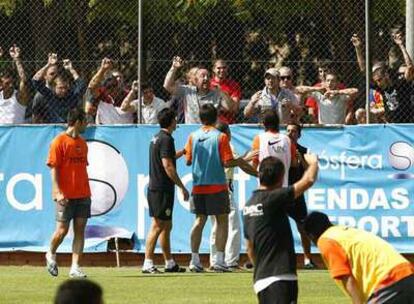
[367,275,414,304]
[258,280,298,304]
[147,189,174,221]
[55,198,91,222]
[286,196,307,225]
[191,191,230,215]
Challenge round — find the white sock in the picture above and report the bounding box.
[46,251,56,261]
[166,259,175,268]
[70,263,79,271]
[304,257,311,265]
[143,259,154,270]
[191,253,200,265]
[216,251,224,265]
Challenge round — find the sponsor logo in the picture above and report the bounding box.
[318,150,383,180]
[243,204,264,217]
[268,139,282,146]
[388,141,414,179]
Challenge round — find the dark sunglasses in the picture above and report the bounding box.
[280,76,292,80]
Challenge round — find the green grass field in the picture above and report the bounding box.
[0,266,348,303]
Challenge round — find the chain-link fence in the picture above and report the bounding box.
[0,0,411,124]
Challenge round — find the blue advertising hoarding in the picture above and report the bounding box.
[0,124,413,253]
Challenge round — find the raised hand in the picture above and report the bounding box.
[392,32,404,46]
[351,34,362,47]
[62,59,73,70]
[250,91,262,105]
[9,45,21,60]
[131,80,139,92]
[48,53,58,65]
[171,56,184,69]
[101,57,113,71]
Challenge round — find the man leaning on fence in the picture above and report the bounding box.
[121,81,170,124]
[164,56,235,124]
[32,53,86,123]
[85,58,131,124]
[244,68,301,124]
[0,45,29,124]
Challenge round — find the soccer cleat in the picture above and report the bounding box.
[304,261,317,270]
[243,261,254,269]
[69,268,87,278]
[142,266,162,274]
[45,254,58,277]
[211,263,232,273]
[189,263,204,273]
[165,264,186,273]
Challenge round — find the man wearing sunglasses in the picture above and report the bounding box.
[244,68,301,123]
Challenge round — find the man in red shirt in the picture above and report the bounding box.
[210,59,242,124]
[46,108,91,278]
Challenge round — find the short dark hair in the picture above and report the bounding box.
[303,211,333,241]
[287,122,302,136]
[259,156,285,187]
[67,108,86,126]
[54,279,103,304]
[52,73,71,87]
[199,104,217,125]
[262,109,280,131]
[141,82,153,92]
[215,121,230,134]
[157,108,176,128]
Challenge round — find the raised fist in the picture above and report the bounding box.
[351,34,362,47]
[63,59,73,70]
[101,57,113,71]
[392,32,404,46]
[48,53,58,65]
[9,45,21,60]
[171,56,184,69]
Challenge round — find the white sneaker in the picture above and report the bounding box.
[189,262,204,273]
[69,267,87,278]
[211,263,232,273]
[45,253,58,277]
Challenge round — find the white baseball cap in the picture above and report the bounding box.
[264,68,280,78]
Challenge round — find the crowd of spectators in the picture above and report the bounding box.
[0,30,413,125]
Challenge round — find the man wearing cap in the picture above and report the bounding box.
[244,67,300,123]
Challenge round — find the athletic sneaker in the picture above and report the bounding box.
[211,263,232,273]
[189,263,204,273]
[69,268,87,278]
[304,261,317,269]
[45,253,58,277]
[142,266,162,274]
[165,264,186,273]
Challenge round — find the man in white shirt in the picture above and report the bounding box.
[0,45,29,124]
[309,71,358,124]
[121,82,169,124]
[244,68,301,124]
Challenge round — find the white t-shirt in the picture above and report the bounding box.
[131,96,169,124]
[0,90,26,124]
[175,85,222,124]
[257,132,292,187]
[310,92,349,124]
[256,87,299,123]
[96,101,134,124]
